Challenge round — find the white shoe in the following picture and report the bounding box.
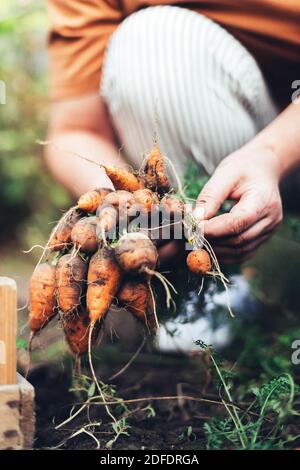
[156,274,257,354]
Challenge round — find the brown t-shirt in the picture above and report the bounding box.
[47,0,300,107]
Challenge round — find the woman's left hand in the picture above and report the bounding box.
[194,144,283,263]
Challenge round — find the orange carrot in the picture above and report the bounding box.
[144,142,170,193]
[117,279,148,323]
[87,247,123,323]
[96,191,136,241]
[133,188,159,213]
[115,232,158,276]
[29,262,57,333]
[96,204,118,242]
[103,190,135,223]
[56,254,88,314]
[71,216,98,253]
[49,207,82,252]
[64,309,100,356]
[103,165,145,192]
[116,233,176,316]
[117,279,158,334]
[160,194,184,219]
[103,190,136,215]
[77,188,113,213]
[127,202,147,220]
[186,249,211,275]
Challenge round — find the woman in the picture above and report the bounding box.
[46,0,300,264]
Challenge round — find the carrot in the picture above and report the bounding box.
[127,202,147,220]
[49,207,82,252]
[115,233,177,315]
[96,191,136,241]
[133,188,159,213]
[29,262,57,333]
[87,247,123,323]
[158,194,184,241]
[64,309,100,356]
[103,190,136,218]
[117,279,148,323]
[160,194,184,219]
[144,142,170,193]
[115,232,158,276]
[96,204,118,242]
[103,165,145,192]
[77,188,113,213]
[117,279,158,334]
[186,249,211,275]
[71,216,98,253]
[56,253,88,314]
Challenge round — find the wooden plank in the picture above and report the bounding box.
[0,383,21,449]
[0,277,35,449]
[0,278,17,385]
[18,373,35,449]
[0,277,17,385]
[0,375,35,449]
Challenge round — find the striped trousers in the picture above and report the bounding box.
[101,6,277,177]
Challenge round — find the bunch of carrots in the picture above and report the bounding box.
[29,141,221,359]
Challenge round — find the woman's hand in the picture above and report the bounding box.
[195,145,283,263]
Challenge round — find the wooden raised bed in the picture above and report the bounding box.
[0,277,35,449]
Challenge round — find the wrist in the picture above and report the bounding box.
[244,140,283,181]
[236,103,300,180]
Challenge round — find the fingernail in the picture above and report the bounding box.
[193,206,205,220]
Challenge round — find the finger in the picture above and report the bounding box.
[155,237,170,248]
[209,218,277,248]
[194,166,238,219]
[213,233,270,259]
[158,240,185,267]
[203,194,265,239]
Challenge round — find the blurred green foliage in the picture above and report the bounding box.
[0,0,71,248]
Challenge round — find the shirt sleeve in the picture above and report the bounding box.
[47,0,123,100]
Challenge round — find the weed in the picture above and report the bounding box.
[196,341,300,450]
[178,426,194,443]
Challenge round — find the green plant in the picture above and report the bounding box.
[178,426,194,443]
[196,341,300,450]
[0,0,71,248]
[16,337,27,349]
